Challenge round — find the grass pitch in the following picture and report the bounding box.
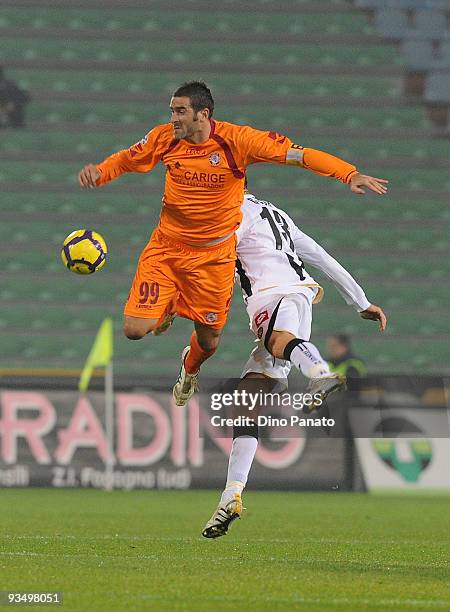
[1,489,449,610]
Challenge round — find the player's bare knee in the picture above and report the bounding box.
[268,331,296,360]
[199,335,220,352]
[123,317,156,340]
[123,324,145,340]
[267,336,284,359]
[196,328,221,352]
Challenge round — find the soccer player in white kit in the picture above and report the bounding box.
[202,191,387,538]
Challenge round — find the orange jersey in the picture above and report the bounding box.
[96,120,357,244]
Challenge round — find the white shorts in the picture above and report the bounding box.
[240,288,317,381]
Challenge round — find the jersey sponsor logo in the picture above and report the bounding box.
[205,312,218,323]
[185,147,208,155]
[209,152,221,166]
[255,310,269,327]
[184,170,226,184]
[257,326,264,339]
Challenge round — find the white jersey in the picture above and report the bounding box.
[236,193,371,313]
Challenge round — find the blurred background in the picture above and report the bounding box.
[0,0,449,382]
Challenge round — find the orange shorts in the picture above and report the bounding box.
[124,227,236,329]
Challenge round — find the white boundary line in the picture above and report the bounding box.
[1,534,449,547]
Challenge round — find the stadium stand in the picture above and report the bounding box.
[362,0,450,127]
[0,0,448,378]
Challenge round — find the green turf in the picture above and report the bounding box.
[1,489,449,610]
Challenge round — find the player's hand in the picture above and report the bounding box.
[349,172,388,195]
[78,164,101,189]
[360,304,387,332]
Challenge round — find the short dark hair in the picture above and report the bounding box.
[331,334,350,348]
[172,81,214,117]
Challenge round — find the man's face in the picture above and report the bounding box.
[327,337,347,360]
[170,96,199,139]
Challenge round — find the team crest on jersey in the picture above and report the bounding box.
[209,152,221,166]
[206,312,218,323]
[255,310,269,327]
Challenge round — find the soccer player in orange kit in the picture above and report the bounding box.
[78,81,388,406]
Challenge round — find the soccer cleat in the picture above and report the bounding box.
[172,346,199,406]
[202,494,243,539]
[304,373,346,413]
[152,312,176,336]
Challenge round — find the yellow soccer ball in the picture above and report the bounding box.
[61,229,108,274]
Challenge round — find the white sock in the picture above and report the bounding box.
[288,340,331,378]
[220,436,258,505]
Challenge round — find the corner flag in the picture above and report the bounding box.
[79,318,113,392]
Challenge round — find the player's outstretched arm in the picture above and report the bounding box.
[238,125,389,195]
[360,304,387,332]
[77,125,169,189]
[300,148,389,195]
[349,172,389,196]
[78,164,101,189]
